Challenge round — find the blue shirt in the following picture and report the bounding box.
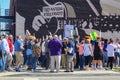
[103,43,107,52]
[67,41,75,55]
[26,41,34,55]
[14,40,23,51]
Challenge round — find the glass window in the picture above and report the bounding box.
[0,0,10,16]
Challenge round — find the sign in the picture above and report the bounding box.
[64,25,74,38]
[43,5,64,18]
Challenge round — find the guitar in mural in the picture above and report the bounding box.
[16,0,120,39]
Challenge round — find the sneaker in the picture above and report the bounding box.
[112,69,115,71]
[50,71,54,73]
[17,69,21,72]
[70,70,74,72]
[15,68,18,71]
[64,71,69,72]
[56,70,59,73]
[31,69,34,72]
[2,70,8,72]
[80,68,84,70]
[8,68,13,71]
[15,68,21,72]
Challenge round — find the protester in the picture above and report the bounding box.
[102,39,108,67]
[31,38,41,72]
[78,40,85,70]
[25,38,34,70]
[107,39,116,70]
[0,36,3,72]
[1,34,10,71]
[93,37,103,70]
[74,35,80,69]
[14,36,24,72]
[61,38,68,69]
[84,39,93,71]
[114,38,120,67]
[1,33,120,73]
[45,36,53,70]
[7,35,14,71]
[48,35,62,73]
[41,40,46,68]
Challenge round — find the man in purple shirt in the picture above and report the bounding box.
[48,35,62,72]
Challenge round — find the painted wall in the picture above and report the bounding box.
[16,0,120,39]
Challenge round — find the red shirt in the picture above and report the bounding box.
[7,38,13,53]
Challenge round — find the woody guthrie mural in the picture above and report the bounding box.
[16,0,120,39]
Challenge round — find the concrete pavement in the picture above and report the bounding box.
[0,68,120,80]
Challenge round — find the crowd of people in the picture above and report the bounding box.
[0,34,120,73]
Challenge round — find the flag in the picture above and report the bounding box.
[90,32,98,40]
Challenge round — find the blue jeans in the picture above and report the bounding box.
[79,55,84,70]
[0,58,3,71]
[23,53,27,65]
[41,55,46,67]
[116,52,120,58]
[32,56,38,70]
[102,51,108,66]
[115,52,120,66]
[3,53,8,71]
[25,54,32,66]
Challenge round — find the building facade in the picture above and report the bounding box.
[11,0,120,39]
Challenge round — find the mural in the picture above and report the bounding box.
[16,0,120,39]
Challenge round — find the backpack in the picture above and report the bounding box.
[34,44,41,56]
[32,44,41,57]
[35,46,41,54]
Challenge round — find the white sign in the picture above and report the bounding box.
[64,25,74,38]
[43,5,64,18]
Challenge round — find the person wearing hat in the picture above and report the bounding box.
[61,37,68,68]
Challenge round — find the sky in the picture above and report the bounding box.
[0,0,10,15]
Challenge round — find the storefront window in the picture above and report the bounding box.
[0,0,11,35]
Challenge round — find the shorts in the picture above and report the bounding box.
[84,55,91,66]
[15,51,24,63]
[94,53,103,60]
[8,52,13,61]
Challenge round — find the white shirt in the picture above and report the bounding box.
[1,38,10,54]
[115,42,120,52]
[41,41,46,54]
[107,43,116,57]
[84,44,91,56]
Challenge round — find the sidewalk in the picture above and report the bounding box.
[0,69,120,77]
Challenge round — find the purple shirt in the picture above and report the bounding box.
[48,39,62,56]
